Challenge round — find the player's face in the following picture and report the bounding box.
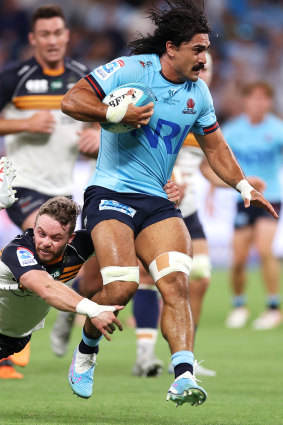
[34,214,74,264]
[29,17,69,68]
[166,33,210,83]
[245,87,273,120]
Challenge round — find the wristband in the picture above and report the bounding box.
[236,179,254,201]
[76,298,116,318]
[106,95,133,123]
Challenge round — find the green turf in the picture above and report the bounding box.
[1,268,283,425]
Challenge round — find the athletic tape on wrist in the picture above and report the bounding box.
[236,179,254,201]
[106,95,133,123]
[76,298,115,318]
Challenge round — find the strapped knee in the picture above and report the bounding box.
[190,254,211,280]
[148,251,192,283]
[100,266,139,286]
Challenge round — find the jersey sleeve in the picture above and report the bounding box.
[70,230,95,261]
[84,56,143,100]
[1,243,44,282]
[190,80,219,136]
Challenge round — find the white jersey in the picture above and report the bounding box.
[0,57,88,196]
[175,134,204,217]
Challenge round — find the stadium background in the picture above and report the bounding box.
[0,0,283,264]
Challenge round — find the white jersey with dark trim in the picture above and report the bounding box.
[0,57,89,196]
[175,134,204,217]
[0,229,94,338]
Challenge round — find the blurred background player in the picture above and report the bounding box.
[224,81,283,330]
[0,4,99,377]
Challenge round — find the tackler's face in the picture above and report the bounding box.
[33,214,73,264]
[165,33,210,83]
[29,17,70,67]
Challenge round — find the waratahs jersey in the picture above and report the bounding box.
[222,114,283,202]
[0,229,94,338]
[85,54,219,198]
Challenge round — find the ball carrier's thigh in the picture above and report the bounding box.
[90,219,139,306]
[135,217,195,353]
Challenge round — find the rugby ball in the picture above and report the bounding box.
[100,83,155,133]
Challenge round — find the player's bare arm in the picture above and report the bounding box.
[196,129,278,218]
[200,159,266,193]
[0,111,55,136]
[61,79,154,127]
[19,269,123,340]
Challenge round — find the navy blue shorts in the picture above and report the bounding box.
[83,185,183,237]
[0,333,31,359]
[183,211,206,240]
[6,187,71,229]
[234,201,281,228]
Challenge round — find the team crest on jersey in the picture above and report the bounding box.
[99,199,136,217]
[17,247,38,267]
[183,98,197,114]
[95,60,125,80]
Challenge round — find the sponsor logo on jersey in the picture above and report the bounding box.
[51,270,60,279]
[17,247,38,267]
[25,79,48,93]
[94,60,125,80]
[182,98,197,114]
[50,80,63,90]
[168,89,177,97]
[139,60,153,68]
[99,199,136,217]
[161,89,179,105]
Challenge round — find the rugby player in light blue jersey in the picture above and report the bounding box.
[223,82,283,331]
[62,0,277,406]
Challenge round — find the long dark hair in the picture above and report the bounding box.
[128,0,211,56]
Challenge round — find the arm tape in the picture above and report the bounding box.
[76,298,115,318]
[106,95,133,123]
[236,179,254,201]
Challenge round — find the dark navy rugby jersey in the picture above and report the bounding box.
[0,56,89,110]
[1,228,94,285]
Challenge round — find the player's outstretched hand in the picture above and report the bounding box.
[164,180,180,204]
[247,190,279,219]
[90,305,124,341]
[0,157,17,209]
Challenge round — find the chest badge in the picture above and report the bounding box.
[182,98,197,114]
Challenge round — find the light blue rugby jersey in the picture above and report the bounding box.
[222,114,283,203]
[85,54,219,198]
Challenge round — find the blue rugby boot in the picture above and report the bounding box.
[68,346,96,398]
[166,371,207,407]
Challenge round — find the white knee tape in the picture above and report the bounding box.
[190,254,211,280]
[100,266,139,286]
[148,251,193,283]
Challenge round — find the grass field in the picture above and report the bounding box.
[1,268,283,425]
